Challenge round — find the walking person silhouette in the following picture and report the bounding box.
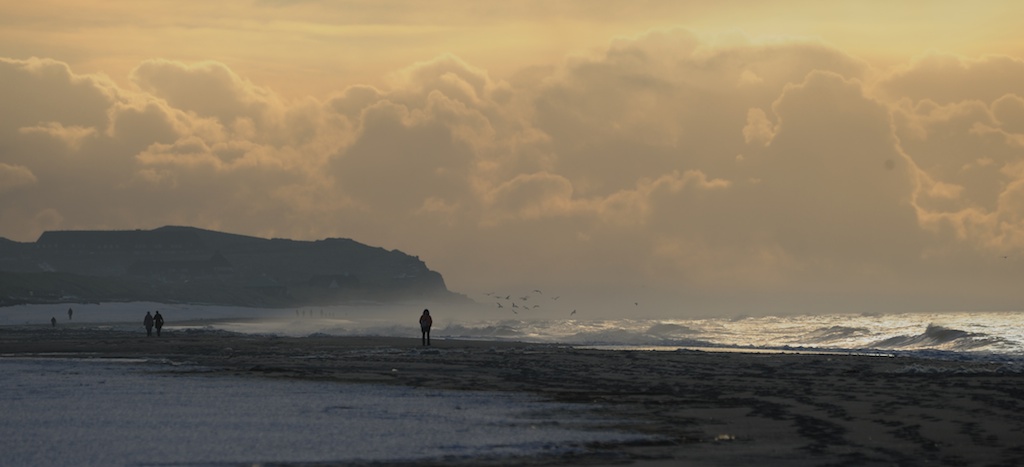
[143,311,154,337]
[153,311,164,337]
[419,309,432,346]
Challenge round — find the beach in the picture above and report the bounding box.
[2,325,1023,466]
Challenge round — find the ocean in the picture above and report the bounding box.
[442,311,1024,361]
[4,302,1023,362]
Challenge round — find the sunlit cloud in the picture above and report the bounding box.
[17,122,96,151]
[0,163,38,194]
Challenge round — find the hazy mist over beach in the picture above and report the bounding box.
[3,2,1024,316]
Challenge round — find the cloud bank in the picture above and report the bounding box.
[3,29,1023,315]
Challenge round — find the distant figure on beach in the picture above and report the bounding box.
[68,307,73,320]
[419,309,432,346]
[143,311,154,337]
[51,316,56,327]
[154,311,164,337]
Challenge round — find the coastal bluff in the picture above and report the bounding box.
[0,226,466,307]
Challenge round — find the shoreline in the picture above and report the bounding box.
[3,326,1024,465]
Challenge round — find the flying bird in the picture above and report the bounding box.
[533,289,542,294]
[551,296,560,300]
[497,303,503,308]
[512,302,518,308]
[570,309,576,316]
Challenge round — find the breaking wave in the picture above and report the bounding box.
[870,324,1007,352]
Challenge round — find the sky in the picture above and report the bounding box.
[2,1,1024,316]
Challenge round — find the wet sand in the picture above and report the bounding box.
[3,325,1024,466]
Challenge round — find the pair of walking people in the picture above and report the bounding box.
[143,311,164,337]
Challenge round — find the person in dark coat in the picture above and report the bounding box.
[143,311,154,337]
[51,317,57,327]
[153,311,164,337]
[419,309,432,346]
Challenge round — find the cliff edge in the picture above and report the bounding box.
[0,226,467,307]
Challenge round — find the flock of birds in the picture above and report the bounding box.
[483,289,570,316]
[482,289,639,318]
